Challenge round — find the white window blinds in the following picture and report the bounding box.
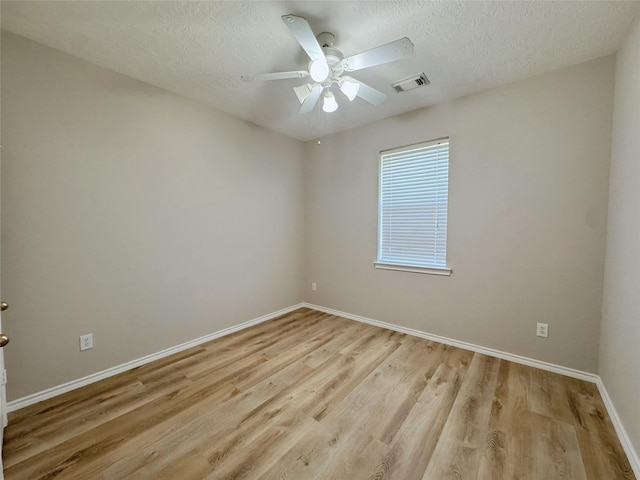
[377,138,450,272]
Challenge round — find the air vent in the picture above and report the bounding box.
[392,73,430,93]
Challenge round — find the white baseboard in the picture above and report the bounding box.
[303,302,640,475]
[303,303,597,382]
[596,378,640,478]
[6,303,305,413]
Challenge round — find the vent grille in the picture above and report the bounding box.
[392,73,430,93]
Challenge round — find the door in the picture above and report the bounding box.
[0,141,6,477]
[0,301,6,480]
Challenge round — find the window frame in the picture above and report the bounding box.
[374,137,452,276]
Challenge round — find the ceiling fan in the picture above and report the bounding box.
[241,14,414,114]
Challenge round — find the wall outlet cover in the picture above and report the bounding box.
[80,334,94,351]
[536,323,549,338]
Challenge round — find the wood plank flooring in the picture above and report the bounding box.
[2,308,635,479]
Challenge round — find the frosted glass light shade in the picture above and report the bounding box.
[309,60,330,82]
[340,80,360,101]
[322,91,338,113]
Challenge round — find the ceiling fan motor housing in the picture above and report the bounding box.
[317,32,335,48]
[323,47,344,67]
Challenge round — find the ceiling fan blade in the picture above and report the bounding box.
[281,14,326,63]
[241,71,308,82]
[293,83,313,104]
[299,84,324,114]
[341,77,387,105]
[341,37,414,72]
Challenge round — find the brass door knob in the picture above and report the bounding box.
[0,302,7,311]
[0,334,9,348]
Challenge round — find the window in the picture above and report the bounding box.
[375,138,451,275]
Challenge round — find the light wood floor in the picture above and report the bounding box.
[3,308,635,479]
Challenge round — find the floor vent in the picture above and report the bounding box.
[392,73,430,92]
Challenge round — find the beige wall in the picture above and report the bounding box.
[1,32,305,400]
[600,15,640,457]
[0,29,623,404]
[304,56,615,373]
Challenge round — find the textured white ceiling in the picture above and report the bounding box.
[2,1,638,141]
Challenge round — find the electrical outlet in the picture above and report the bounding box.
[311,282,317,291]
[80,333,93,351]
[536,323,549,338]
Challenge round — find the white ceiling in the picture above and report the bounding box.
[2,1,638,142]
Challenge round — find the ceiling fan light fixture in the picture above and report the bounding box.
[309,60,330,82]
[339,79,360,101]
[322,91,338,113]
[246,14,413,115]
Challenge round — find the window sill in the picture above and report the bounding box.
[374,262,452,276]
